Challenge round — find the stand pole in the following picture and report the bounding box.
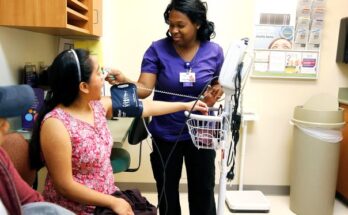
[238,119,248,191]
[217,98,233,215]
[217,138,227,215]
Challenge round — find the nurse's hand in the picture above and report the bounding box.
[203,84,224,107]
[104,68,128,85]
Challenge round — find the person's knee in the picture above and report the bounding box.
[22,202,75,215]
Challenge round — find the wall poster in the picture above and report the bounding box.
[251,0,324,79]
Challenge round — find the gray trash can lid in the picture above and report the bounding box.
[292,94,344,128]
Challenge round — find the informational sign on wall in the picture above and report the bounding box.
[251,0,325,79]
[254,25,294,50]
[253,50,318,78]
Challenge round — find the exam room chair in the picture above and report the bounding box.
[110,117,149,173]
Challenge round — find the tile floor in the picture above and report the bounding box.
[142,192,348,215]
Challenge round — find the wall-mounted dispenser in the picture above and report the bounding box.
[336,17,348,63]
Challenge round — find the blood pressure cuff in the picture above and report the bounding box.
[110,83,143,117]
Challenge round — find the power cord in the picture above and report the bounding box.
[226,62,243,181]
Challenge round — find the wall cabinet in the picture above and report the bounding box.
[337,103,348,203]
[0,0,102,38]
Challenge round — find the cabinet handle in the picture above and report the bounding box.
[94,9,98,24]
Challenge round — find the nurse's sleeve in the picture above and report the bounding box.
[141,43,160,74]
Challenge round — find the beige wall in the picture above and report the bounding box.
[0,0,347,190]
[103,0,348,187]
[0,27,58,85]
[0,27,58,128]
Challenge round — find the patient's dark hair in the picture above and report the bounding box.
[164,0,215,41]
[29,49,92,170]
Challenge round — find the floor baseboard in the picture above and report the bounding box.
[116,182,290,196]
[336,192,348,206]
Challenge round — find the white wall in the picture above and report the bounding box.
[103,0,348,187]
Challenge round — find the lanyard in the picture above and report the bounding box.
[185,62,192,74]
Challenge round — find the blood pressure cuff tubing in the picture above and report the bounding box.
[110,83,143,117]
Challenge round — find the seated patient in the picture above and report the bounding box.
[29,49,208,215]
[0,85,74,215]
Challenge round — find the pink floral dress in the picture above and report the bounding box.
[42,100,117,215]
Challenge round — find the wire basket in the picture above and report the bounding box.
[185,112,225,150]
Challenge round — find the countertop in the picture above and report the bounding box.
[15,117,134,148]
[339,88,348,105]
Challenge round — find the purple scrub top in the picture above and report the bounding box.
[141,37,224,142]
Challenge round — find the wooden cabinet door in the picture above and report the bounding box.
[0,0,66,27]
[337,104,348,200]
[0,0,101,37]
[92,0,102,36]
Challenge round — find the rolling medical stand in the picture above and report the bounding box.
[225,111,270,213]
[185,39,270,215]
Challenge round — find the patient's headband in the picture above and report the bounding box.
[68,49,81,82]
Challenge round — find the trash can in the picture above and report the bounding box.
[290,94,345,215]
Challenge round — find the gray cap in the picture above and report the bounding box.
[0,85,35,118]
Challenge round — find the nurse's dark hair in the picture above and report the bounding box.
[29,48,92,170]
[164,0,216,41]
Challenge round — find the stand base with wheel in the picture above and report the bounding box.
[226,190,270,213]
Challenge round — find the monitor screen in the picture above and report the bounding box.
[218,38,252,93]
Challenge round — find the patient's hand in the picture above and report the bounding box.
[186,100,208,115]
[110,197,134,215]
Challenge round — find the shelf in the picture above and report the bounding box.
[3,25,97,39]
[254,48,319,53]
[67,8,89,22]
[68,0,89,12]
[66,24,90,34]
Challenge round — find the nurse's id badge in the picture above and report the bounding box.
[180,72,196,83]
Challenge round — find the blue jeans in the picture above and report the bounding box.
[22,202,75,215]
